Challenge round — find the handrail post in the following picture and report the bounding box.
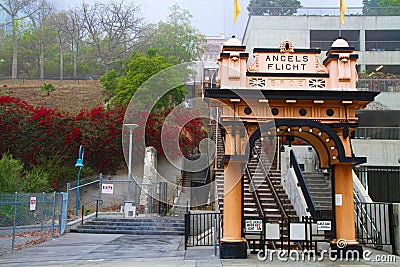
[81,205,84,225]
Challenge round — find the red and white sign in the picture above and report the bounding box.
[30,197,36,211]
[102,184,114,194]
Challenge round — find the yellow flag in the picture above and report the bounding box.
[340,0,347,25]
[234,0,241,23]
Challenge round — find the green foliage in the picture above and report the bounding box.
[0,153,23,193]
[100,51,187,109]
[363,0,400,15]
[20,167,51,193]
[247,0,302,15]
[40,83,56,96]
[145,5,205,63]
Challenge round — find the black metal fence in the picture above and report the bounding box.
[353,166,400,202]
[185,212,221,249]
[354,201,396,254]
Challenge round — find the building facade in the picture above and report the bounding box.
[243,7,400,74]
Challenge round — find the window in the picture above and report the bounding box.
[366,30,400,51]
[310,30,360,51]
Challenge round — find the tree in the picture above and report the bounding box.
[100,50,186,108]
[28,0,55,79]
[65,8,87,79]
[0,0,40,78]
[363,0,400,15]
[247,0,302,16]
[81,0,147,73]
[49,11,70,81]
[145,5,205,63]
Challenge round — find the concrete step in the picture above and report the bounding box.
[71,217,185,235]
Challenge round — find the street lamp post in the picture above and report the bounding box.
[124,124,138,203]
[75,145,84,217]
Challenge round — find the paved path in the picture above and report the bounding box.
[0,233,399,266]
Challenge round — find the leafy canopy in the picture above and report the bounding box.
[100,50,187,109]
[145,4,205,63]
[363,0,400,15]
[247,0,302,16]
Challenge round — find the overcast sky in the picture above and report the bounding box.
[51,0,364,38]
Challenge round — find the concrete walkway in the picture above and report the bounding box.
[0,233,399,266]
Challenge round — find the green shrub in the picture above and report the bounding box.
[40,83,56,96]
[0,153,23,193]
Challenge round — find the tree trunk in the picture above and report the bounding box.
[73,41,78,78]
[59,43,63,81]
[39,39,44,79]
[11,16,18,79]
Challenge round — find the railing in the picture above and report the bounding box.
[248,6,399,16]
[365,41,400,52]
[353,193,380,247]
[354,127,400,140]
[289,150,319,218]
[245,166,265,217]
[357,79,400,92]
[253,146,288,219]
[81,199,103,225]
[185,212,221,248]
[353,200,396,254]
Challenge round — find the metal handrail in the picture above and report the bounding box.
[353,192,381,247]
[289,150,318,218]
[253,146,288,219]
[81,199,103,225]
[248,6,399,16]
[245,166,265,217]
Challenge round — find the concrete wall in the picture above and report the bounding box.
[282,168,310,219]
[369,93,400,111]
[280,145,319,178]
[352,139,400,167]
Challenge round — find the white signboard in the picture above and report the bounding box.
[290,223,306,241]
[317,221,332,231]
[265,223,280,240]
[245,219,263,232]
[30,197,36,211]
[102,184,114,194]
[335,194,343,206]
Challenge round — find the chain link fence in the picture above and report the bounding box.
[0,192,67,255]
[67,174,169,217]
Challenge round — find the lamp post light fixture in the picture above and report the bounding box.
[75,145,84,217]
[124,124,138,203]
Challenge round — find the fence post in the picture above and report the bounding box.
[214,218,217,256]
[51,192,56,239]
[98,173,103,205]
[66,183,70,217]
[11,192,18,252]
[388,203,396,255]
[184,212,190,250]
[40,192,45,241]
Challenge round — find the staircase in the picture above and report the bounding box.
[303,171,333,216]
[71,216,185,235]
[214,124,297,221]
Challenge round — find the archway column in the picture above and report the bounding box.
[220,158,247,258]
[333,163,358,245]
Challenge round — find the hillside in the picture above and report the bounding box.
[1,79,105,114]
